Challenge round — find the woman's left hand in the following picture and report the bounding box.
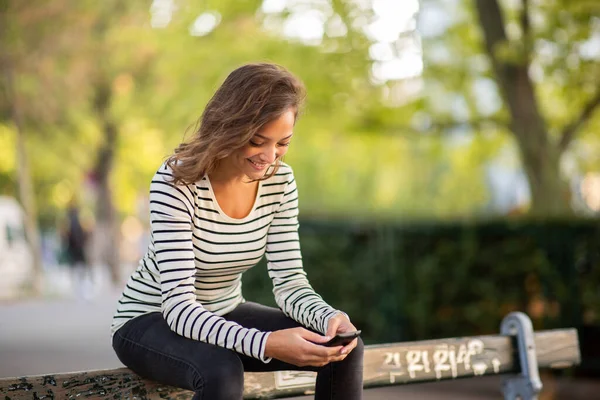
[326,312,358,356]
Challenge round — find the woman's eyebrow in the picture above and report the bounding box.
[254,133,294,140]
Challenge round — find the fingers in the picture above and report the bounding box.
[326,313,356,337]
[298,328,330,344]
[288,327,356,367]
[326,312,350,336]
[305,347,346,366]
[316,345,349,365]
[338,323,357,333]
[295,328,339,358]
[304,340,342,357]
[326,320,339,338]
[329,354,347,363]
[300,336,344,360]
[327,337,358,363]
[336,320,357,334]
[299,339,352,366]
[340,337,357,355]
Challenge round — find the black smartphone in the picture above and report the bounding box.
[323,330,361,347]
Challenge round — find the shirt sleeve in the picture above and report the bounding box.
[151,166,272,362]
[265,170,343,334]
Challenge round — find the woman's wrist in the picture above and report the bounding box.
[261,331,274,362]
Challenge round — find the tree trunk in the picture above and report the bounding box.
[5,68,44,292]
[91,79,121,285]
[504,66,570,216]
[511,122,569,216]
[474,0,571,216]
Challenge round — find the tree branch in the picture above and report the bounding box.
[474,0,509,68]
[475,0,548,144]
[558,90,600,153]
[520,0,530,35]
[521,0,532,62]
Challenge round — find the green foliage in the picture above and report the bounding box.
[0,0,497,225]
[421,0,600,171]
[1,0,598,225]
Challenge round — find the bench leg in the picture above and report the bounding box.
[500,312,543,400]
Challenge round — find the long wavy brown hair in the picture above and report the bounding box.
[166,63,306,186]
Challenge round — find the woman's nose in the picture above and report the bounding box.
[264,146,278,163]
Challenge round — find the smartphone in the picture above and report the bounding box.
[323,330,361,347]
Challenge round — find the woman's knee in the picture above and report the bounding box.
[348,336,364,363]
[193,350,244,399]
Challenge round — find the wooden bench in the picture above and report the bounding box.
[1,312,581,400]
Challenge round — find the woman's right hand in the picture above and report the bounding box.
[264,327,346,367]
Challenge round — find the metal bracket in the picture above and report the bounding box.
[500,312,543,400]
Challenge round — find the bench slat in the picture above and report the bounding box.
[0,328,579,400]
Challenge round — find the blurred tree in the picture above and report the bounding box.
[0,0,86,289]
[0,0,157,284]
[421,0,600,216]
[78,0,157,285]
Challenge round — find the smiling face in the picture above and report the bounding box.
[222,108,295,181]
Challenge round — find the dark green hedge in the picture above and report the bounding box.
[242,218,600,351]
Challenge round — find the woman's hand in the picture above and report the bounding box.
[326,312,359,356]
[264,327,347,367]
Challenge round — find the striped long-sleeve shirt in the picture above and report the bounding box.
[111,162,341,362]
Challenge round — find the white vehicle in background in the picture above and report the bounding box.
[0,196,33,299]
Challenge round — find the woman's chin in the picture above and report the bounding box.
[244,168,267,180]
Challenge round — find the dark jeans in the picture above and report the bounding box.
[112,302,364,400]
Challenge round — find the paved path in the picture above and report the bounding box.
[1,280,597,399]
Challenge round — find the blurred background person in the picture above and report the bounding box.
[60,199,93,299]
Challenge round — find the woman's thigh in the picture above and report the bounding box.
[112,312,244,398]
[224,301,321,373]
[224,301,304,332]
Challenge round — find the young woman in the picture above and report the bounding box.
[111,63,364,399]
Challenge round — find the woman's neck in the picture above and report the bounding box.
[209,161,251,187]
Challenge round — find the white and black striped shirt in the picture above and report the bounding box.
[111,162,341,362]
